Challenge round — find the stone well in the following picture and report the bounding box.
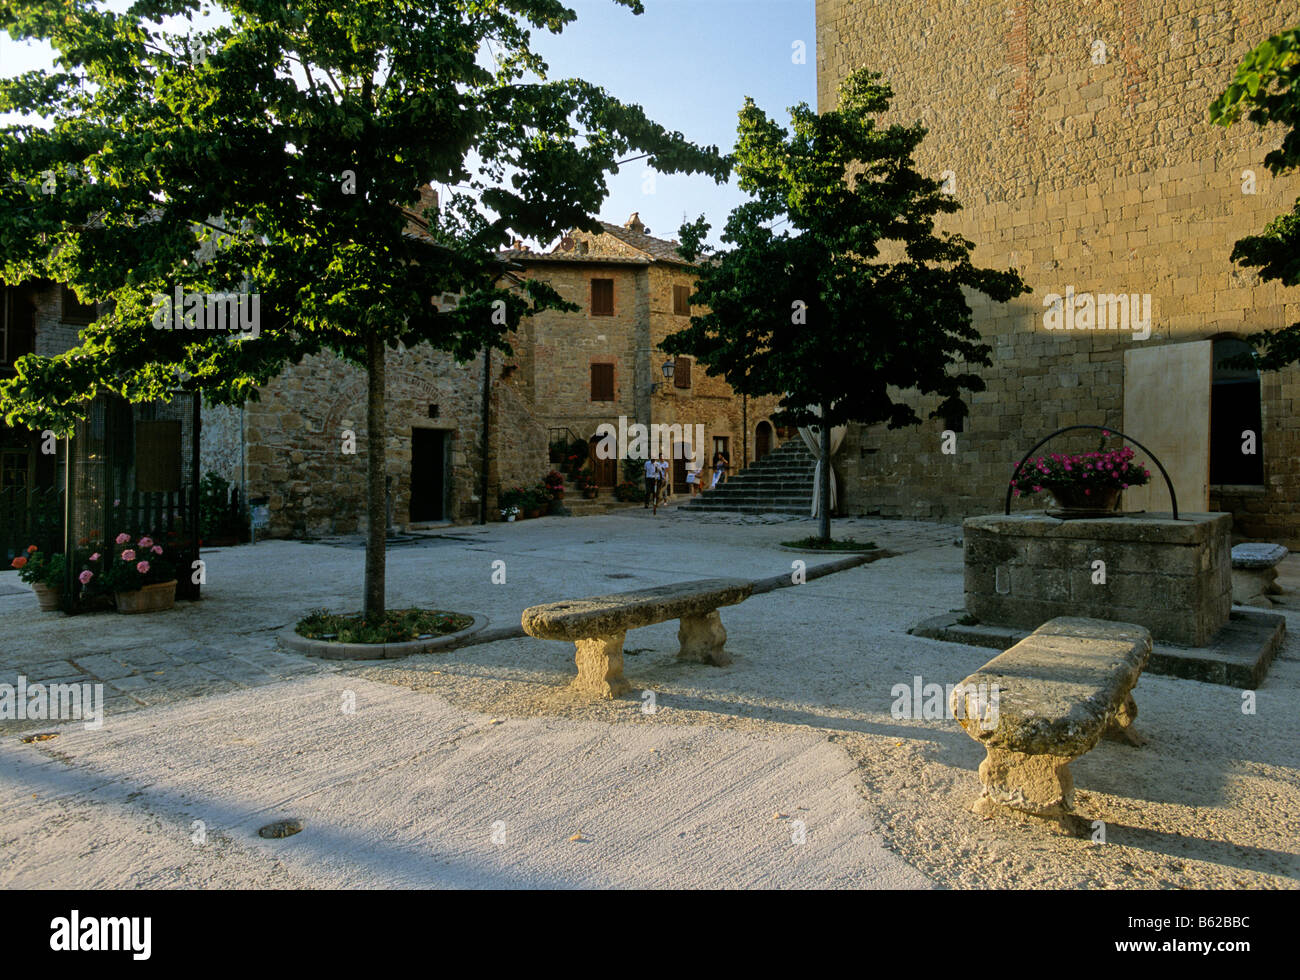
[963,513,1232,647]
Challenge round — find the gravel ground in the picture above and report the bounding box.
[2,511,1297,888]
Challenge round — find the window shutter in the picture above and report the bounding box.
[591,278,614,316]
[673,284,690,316]
[590,363,615,401]
[674,357,691,389]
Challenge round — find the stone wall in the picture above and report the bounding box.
[817,0,1300,544]
[244,342,545,537]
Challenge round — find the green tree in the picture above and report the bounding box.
[662,69,1028,541]
[0,0,727,619]
[1210,26,1300,368]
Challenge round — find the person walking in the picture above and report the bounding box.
[643,456,658,509]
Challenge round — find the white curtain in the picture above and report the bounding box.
[798,409,846,517]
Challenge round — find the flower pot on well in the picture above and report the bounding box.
[1048,485,1120,514]
[115,579,177,614]
[32,583,61,612]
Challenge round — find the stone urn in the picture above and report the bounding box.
[1047,485,1120,517]
[115,579,177,614]
[32,582,61,612]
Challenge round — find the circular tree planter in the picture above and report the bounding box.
[281,612,487,661]
[778,541,880,555]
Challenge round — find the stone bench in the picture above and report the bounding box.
[521,578,753,698]
[949,616,1151,834]
[1231,543,1288,607]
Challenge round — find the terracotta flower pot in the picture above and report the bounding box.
[1048,485,1120,515]
[32,582,61,612]
[115,579,177,614]
[583,488,598,499]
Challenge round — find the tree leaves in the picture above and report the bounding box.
[661,68,1028,432]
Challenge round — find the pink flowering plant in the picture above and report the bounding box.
[77,532,177,596]
[1011,442,1152,500]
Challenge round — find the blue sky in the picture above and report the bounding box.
[0,0,816,246]
[527,0,816,246]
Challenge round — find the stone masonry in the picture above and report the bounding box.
[963,511,1233,646]
[817,0,1300,545]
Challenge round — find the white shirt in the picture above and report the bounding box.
[644,459,658,479]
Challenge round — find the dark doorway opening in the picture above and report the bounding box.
[1210,337,1263,486]
[755,421,773,462]
[410,428,448,522]
[672,443,688,494]
[590,435,617,487]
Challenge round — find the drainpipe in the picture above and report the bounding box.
[479,343,491,525]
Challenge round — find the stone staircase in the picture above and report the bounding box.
[679,438,816,516]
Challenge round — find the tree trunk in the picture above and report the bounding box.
[819,403,832,543]
[364,331,386,623]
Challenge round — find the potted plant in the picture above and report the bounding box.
[576,469,598,499]
[81,532,179,613]
[499,486,525,520]
[1011,441,1152,516]
[615,480,641,503]
[525,484,549,518]
[544,470,566,499]
[10,546,66,611]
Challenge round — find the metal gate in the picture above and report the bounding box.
[63,393,202,603]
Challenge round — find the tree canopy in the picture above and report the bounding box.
[662,67,1028,433]
[1210,26,1300,369]
[0,0,730,430]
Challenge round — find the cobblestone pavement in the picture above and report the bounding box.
[0,512,960,733]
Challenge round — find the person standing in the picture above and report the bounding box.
[643,456,658,509]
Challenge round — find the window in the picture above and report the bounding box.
[60,285,97,324]
[673,284,690,316]
[590,363,615,402]
[1,289,35,367]
[674,356,691,389]
[591,278,614,316]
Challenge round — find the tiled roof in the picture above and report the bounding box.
[497,249,649,265]
[595,221,693,265]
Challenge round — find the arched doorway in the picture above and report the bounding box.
[1210,336,1263,486]
[755,421,773,462]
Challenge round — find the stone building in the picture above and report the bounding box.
[817,0,1300,545]
[500,214,785,492]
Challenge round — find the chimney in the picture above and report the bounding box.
[414,183,438,217]
[624,212,645,233]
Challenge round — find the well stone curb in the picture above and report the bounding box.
[279,613,488,661]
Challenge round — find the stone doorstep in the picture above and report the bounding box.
[910,608,1287,689]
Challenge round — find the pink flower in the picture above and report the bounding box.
[138,536,154,548]
[115,532,130,544]
[136,561,150,574]
[151,545,163,555]
[121,549,136,562]
[79,570,93,585]
[89,552,100,561]
[1084,489,1091,496]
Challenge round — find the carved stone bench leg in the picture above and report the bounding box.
[1104,691,1145,746]
[973,747,1090,835]
[572,631,630,699]
[676,610,731,666]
